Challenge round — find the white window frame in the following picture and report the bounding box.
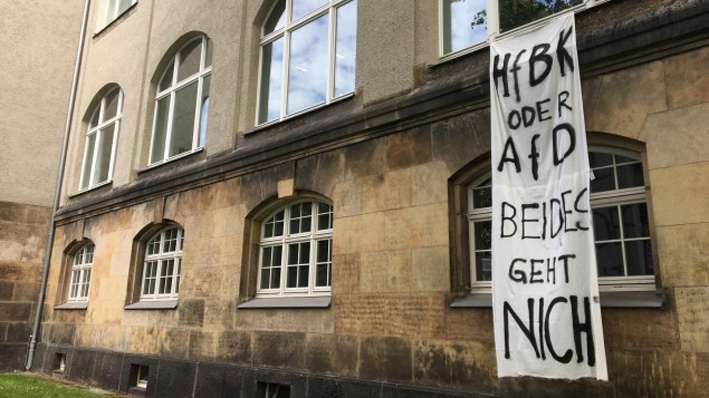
[257,200,333,297]
[439,0,606,59]
[103,0,137,26]
[148,36,211,166]
[140,227,183,301]
[79,89,122,191]
[467,148,655,293]
[256,0,357,126]
[68,244,94,302]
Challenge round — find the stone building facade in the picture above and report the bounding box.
[3,0,708,397]
[0,0,82,371]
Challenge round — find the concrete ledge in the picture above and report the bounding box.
[54,302,89,310]
[124,299,178,310]
[237,296,331,309]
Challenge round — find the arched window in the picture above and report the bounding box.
[80,88,122,191]
[68,243,95,302]
[140,227,183,300]
[257,0,357,125]
[258,200,333,296]
[150,36,212,165]
[466,148,654,292]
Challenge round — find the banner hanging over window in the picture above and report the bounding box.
[489,14,608,380]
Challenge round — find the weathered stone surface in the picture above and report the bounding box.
[304,333,358,377]
[42,322,76,345]
[178,299,204,327]
[154,359,197,398]
[360,250,411,293]
[188,330,217,360]
[413,339,496,388]
[360,335,412,382]
[252,331,305,370]
[158,328,190,358]
[585,61,667,140]
[664,45,709,110]
[361,168,412,214]
[411,246,449,292]
[6,322,31,343]
[344,139,386,180]
[649,162,709,226]
[411,161,448,207]
[0,262,40,282]
[444,308,494,344]
[601,307,679,350]
[656,223,708,287]
[384,202,448,250]
[331,253,360,294]
[0,280,13,300]
[431,110,490,174]
[294,149,346,199]
[216,330,251,364]
[610,349,708,397]
[645,102,709,170]
[334,293,445,339]
[237,308,333,334]
[333,212,386,254]
[0,302,32,322]
[386,126,432,171]
[675,287,709,352]
[331,178,363,218]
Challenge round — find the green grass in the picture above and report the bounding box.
[0,373,122,398]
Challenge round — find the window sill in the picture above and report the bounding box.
[54,301,89,310]
[69,180,113,198]
[140,147,204,172]
[125,299,178,310]
[237,296,331,309]
[450,290,664,309]
[249,93,354,134]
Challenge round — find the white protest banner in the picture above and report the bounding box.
[490,13,607,380]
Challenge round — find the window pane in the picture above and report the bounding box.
[287,14,329,115]
[499,0,582,33]
[590,167,615,193]
[442,0,487,54]
[625,240,653,276]
[298,265,309,287]
[287,266,298,288]
[299,242,310,264]
[81,134,96,189]
[475,252,492,282]
[159,61,174,92]
[595,242,623,277]
[103,90,120,121]
[204,39,213,67]
[316,264,329,287]
[334,0,357,97]
[168,82,198,158]
[589,152,613,168]
[150,96,170,163]
[261,268,271,289]
[617,163,644,189]
[593,206,620,241]
[177,39,202,82]
[198,75,210,148]
[472,185,492,208]
[258,38,284,124]
[621,203,649,239]
[292,0,327,21]
[288,243,299,265]
[93,126,114,186]
[317,239,330,263]
[317,203,333,230]
[117,0,133,15]
[473,221,492,250]
[264,0,286,34]
[90,108,100,129]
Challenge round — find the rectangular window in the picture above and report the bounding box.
[104,0,137,26]
[441,0,587,56]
